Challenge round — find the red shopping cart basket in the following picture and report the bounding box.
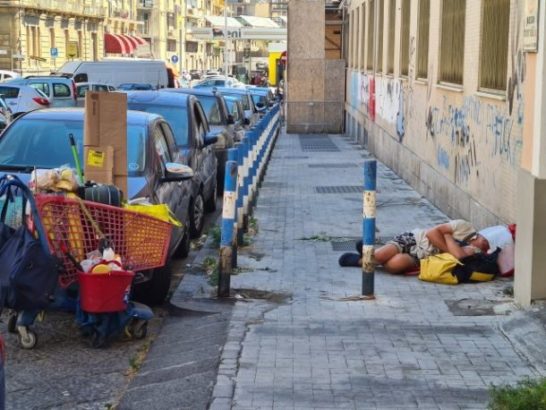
[78,270,135,313]
[35,195,173,287]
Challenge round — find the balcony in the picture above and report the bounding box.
[5,0,107,17]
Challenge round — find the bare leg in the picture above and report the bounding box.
[373,244,400,265]
[383,254,418,274]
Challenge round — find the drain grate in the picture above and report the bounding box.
[308,163,357,168]
[331,236,387,251]
[315,186,362,194]
[299,135,340,152]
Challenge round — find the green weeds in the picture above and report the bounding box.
[488,378,546,409]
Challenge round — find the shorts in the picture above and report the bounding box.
[387,232,418,258]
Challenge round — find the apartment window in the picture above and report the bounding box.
[360,6,366,68]
[387,0,395,74]
[479,0,510,91]
[400,0,410,76]
[439,0,466,85]
[50,28,55,48]
[367,0,374,70]
[26,26,32,57]
[91,32,98,60]
[377,0,384,72]
[417,0,430,78]
[167,39,177,52]
[350,11,355,68]
[78,31,83,59]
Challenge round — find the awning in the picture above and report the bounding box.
[104,33,129,54]
[205,16,242,28]
[237,15,280,28]
[117,35,135,53]
[120,34,139,50]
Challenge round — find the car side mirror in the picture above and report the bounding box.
[205,131,219,146]
[227,114,235,125]
[161,163,194,182]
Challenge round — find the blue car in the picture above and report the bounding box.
[163,88,237,194]
[214,86,258,126]
[0,108,194,305]
[127,91,219,237]
[246,86,275,116]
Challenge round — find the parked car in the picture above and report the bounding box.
[189,70,202,80]
[215,86,258,126]
[224,95,248,142]
[127,91,219,237]
[0,70,20,82]
[192,75,243,89]
[0,97,12,131]
[204,70,220,77]
[246,85,275,115]
[118,83,154,91]
[0,108,194,305]
[0,84,50,117]
[75,83,116,106]
[6,76,77,108]
[56,59,171,89]
[164,88,237,194]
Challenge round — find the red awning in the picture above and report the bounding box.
[117,35,135,54]
[131,35,148,45]
[104,33,129,54]
[120,34,139,50]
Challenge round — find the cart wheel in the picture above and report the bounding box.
[18,330,37,349]
[7,314,17,334]
[132,321,148,340]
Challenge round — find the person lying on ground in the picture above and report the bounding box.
[339,220,490,274]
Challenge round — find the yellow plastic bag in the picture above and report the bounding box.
[419,253,461,285]
[124,204,182,227]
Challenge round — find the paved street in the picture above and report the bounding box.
[199,130,546,409]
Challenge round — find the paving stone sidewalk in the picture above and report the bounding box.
[208,131,546,410]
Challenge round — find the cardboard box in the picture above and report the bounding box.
[84,92,128,193]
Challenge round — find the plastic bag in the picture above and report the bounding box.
[124,203,182,227]
[29,166,79,192]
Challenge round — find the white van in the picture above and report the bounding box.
[57,60,172,89]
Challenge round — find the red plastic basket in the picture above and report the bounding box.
[34,195,173,287]
[78,270,135,313]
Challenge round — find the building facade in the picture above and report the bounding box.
[0,0,106,75]
[343,0,546,306]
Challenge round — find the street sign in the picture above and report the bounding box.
[171,55,179,64]
[67,42,78,58]
[50,47,58,58]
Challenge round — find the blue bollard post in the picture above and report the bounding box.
[218,160,238,297]
[237,139,246,244]
[362,160,376,297]
[228,148,239,268]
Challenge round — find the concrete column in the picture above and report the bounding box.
[515,2,546,306]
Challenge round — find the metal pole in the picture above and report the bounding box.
[362,160,376,297]
[218,160,238,297]
[228,147,239,268]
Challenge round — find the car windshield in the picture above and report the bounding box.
[0,118,146,175]
[196,96,222,125]
[223,93,250,110]
[224,97,239,117]
[251,93,268,107]
[128,103,189,147]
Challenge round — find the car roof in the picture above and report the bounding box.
[214,87,249,95]
[168,88,219,97]
[18,107,159,126]
[127,90,191,107]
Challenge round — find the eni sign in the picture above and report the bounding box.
[190,27,287,41]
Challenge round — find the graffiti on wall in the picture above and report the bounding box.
[376,77,401,124]
[507,10,525,125]
[426,95,521,184]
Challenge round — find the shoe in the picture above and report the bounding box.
[355,240,363,255]
[339,252,361,267]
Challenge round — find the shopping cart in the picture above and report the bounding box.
[9,194,173,348]
[34,194,173,288]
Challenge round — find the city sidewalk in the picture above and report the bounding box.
[207,130,546,409]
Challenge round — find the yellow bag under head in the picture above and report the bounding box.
[419,253,461,285]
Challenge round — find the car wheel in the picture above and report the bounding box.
[189,192,205,238]
[174,230,191,259]
[132,263,172,306]
[204,180,217,212]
